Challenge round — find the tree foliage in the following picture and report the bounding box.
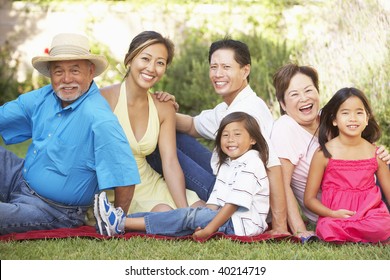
[0,41,21,105]
[1,0,389,148]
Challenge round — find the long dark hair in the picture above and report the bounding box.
[214,112,269,169]
[319,87,381,158]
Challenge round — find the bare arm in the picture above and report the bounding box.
[376,156,390,203]
[114,186,135,213]
[304,150,355,218]
[303,151,328,216]
[192,203,238,239]
[100,84,121,111]
[279,158,313,237]
[176,113,201,137]
[154,97,189,208]
[266,165,289,235]
[152,91,201,138]
[153,91,179,112]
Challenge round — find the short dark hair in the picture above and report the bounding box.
[273,63,319,115]
[209,37,251,82]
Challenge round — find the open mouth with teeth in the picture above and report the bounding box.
[62,87,77,91]
[214,81,228,88]
[299,104,313,113]
[141,73,155,81]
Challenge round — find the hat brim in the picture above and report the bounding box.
[32,54,108,78]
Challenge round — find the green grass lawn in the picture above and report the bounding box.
[1,236,389,260]
[1,140,389,260]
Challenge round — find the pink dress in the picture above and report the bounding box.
[316,155,390,243]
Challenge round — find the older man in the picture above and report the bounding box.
[0,33,140,234]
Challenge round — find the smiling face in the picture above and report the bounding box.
[333,96,369,137]
[220,120,256,160]
[128,43,168,89]
[209,49,249,105]
[50,59,95,107]
[281,72,320,131]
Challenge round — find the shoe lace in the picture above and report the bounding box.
[114,207,124,218]
[112,207,125,234]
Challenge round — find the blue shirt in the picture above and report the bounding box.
[0,82,140,206]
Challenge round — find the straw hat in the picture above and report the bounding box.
[32,33,108,77]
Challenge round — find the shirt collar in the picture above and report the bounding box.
[226,149,260,165]
[226,85,254,108]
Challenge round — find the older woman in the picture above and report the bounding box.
[270,63,390,238]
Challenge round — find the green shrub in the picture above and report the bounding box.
[154,28,218,116]
[293,0,390,148]
[240,33,291,117]
[376,106,390,149]
[0,42,22,105]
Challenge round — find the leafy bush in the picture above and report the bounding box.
[376,106,390,149]
[0,42,22,105]
[154,28,218,116]
[294,0,390,148]
[3,0,388,149]
[240,33,290,116]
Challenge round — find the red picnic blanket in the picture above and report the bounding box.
[0,225,298,243]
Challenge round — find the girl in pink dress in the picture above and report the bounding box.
[304,87,390,243]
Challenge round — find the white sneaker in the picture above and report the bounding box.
[94,191,125,236]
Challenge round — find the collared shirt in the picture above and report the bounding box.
[207,150,270,236]
[194,85,280,170]
[0,82,140,206]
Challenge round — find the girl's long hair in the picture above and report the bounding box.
[318,87,381,158]
[214,112,269,169]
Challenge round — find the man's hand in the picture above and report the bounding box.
[153,91,179,112]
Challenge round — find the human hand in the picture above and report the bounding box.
[331,209,356,218]
[192,226,212,240]
[153,91,179,112]
[376,145,390,165]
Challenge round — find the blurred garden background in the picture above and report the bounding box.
[1,0,389,149]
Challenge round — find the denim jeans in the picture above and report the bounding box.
[0,146,86,235]
[147,132,216,201]
[128,207,235,236]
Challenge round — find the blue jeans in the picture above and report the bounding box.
[147,132,216,201]
[128,207,235,236]
[0,146,87,235]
